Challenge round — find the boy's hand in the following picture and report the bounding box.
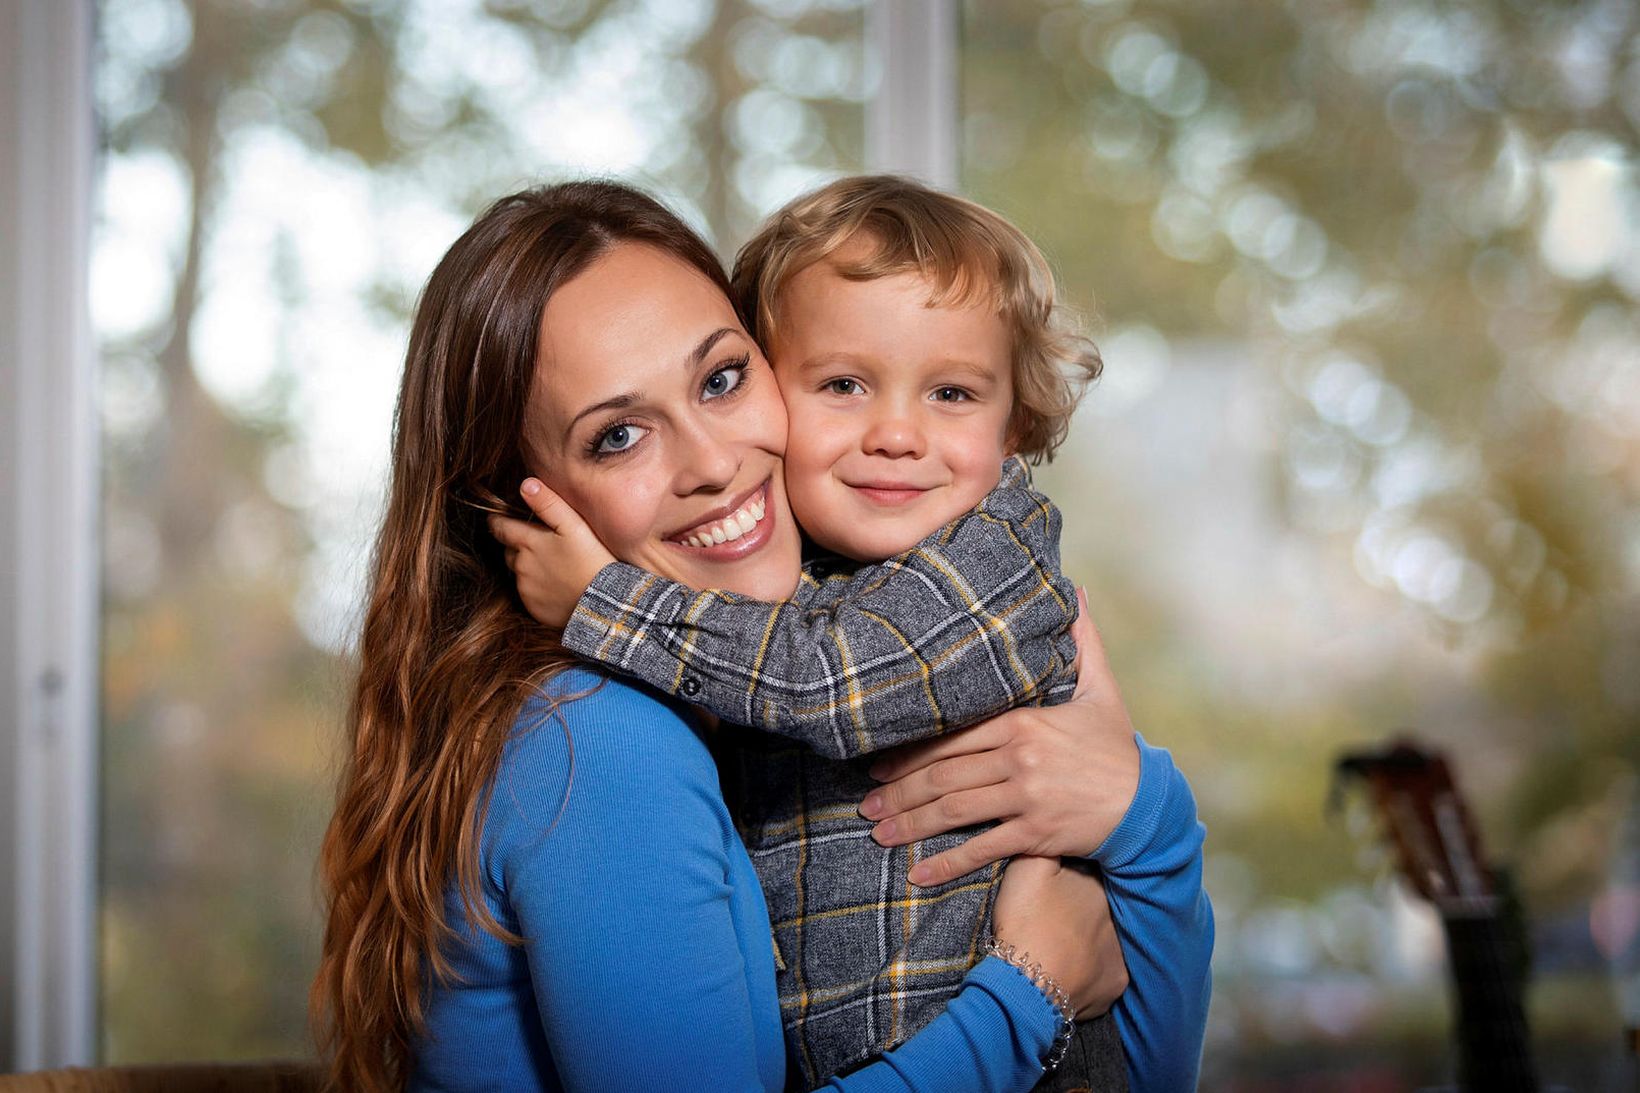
[992,856,1129,1019]
[488,478,616,629]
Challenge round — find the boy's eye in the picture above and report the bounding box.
[825,378,862,396]
[703,359,748,400]
[932,386,971,403]
[593,422,648,455]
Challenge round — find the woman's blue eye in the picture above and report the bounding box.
[594,422,647,454]
[703,363,745,400]
[933,386,970,402]
[826,378,861,396]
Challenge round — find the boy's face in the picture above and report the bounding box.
[768,246,1014,561]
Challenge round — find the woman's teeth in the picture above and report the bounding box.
[681,493,767,548]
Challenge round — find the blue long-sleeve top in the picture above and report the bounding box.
[409,669,1211,1091]
[1096,734,1214,1090]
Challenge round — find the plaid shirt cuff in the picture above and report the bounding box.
[562,561,672,670]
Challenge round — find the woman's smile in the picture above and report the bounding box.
[669,478,773,554]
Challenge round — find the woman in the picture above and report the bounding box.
[311,182,1197,1092]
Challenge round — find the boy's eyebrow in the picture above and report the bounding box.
[565,327,741,434]
[793,353,1004,386]
[935,360,1004,385]
[792,351,868,375]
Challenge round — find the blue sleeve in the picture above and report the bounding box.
[1090,734,1215,1093]
[493,687,779,1092]
[492,679,1062,1093]
[826,958,1060,1093]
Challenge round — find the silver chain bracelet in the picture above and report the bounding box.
[983,936,1076,1072]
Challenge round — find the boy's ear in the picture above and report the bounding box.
[1002,413,1023,458]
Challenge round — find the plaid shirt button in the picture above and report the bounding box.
[681,675,702,697]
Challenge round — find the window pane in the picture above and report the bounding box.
[94,0,865,1061]
[962,1,1638,1086]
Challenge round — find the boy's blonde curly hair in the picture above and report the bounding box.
[731,175,1101,463]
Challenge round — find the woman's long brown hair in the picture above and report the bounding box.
[310,181,733,1092]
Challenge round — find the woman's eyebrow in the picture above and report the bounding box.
[567,392,639,435]
[564,328,743,436]
[689,327,739,368]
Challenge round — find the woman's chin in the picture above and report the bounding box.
[724,560,803,601]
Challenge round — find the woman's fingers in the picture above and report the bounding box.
[867,717,1012,783]
[860,749,1011,821]
[905,822,1028,887]
[869,783,1016,850]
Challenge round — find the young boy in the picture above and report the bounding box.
[494,177,1204,1091]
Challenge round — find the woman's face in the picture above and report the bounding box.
[525,243,802,601]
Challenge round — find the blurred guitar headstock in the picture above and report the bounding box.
[1332,738,1496,914]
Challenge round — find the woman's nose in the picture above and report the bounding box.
[863,410,926,459]
[673,421,740,494]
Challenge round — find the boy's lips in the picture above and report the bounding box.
[845,481,935,506]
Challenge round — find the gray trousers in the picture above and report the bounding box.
[1030,1012,1128,1092]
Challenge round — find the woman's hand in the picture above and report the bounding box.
[859,589,1142,886]
[488,478,616,629]
[990,855,1130,1019]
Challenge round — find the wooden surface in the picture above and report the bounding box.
[0,1063,321,1092]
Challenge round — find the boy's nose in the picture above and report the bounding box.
[862,414,926,459]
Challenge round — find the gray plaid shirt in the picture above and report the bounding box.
[564,457,1098,1086]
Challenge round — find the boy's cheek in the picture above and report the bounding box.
[775,390,848,465]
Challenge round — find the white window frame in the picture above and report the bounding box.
[0,0,99,1072]
[865,0,959,189]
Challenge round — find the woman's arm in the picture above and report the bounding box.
[860,604,1214,1092]
[866,731,1212,1093]
[1088,741,1213,1093]
[498,681,1100,1093]
[854,592,1138,878]
[828,854,1123,1093]
[828,957,1059,1093]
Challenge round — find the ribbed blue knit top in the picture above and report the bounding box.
[408,669,1067,1092]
